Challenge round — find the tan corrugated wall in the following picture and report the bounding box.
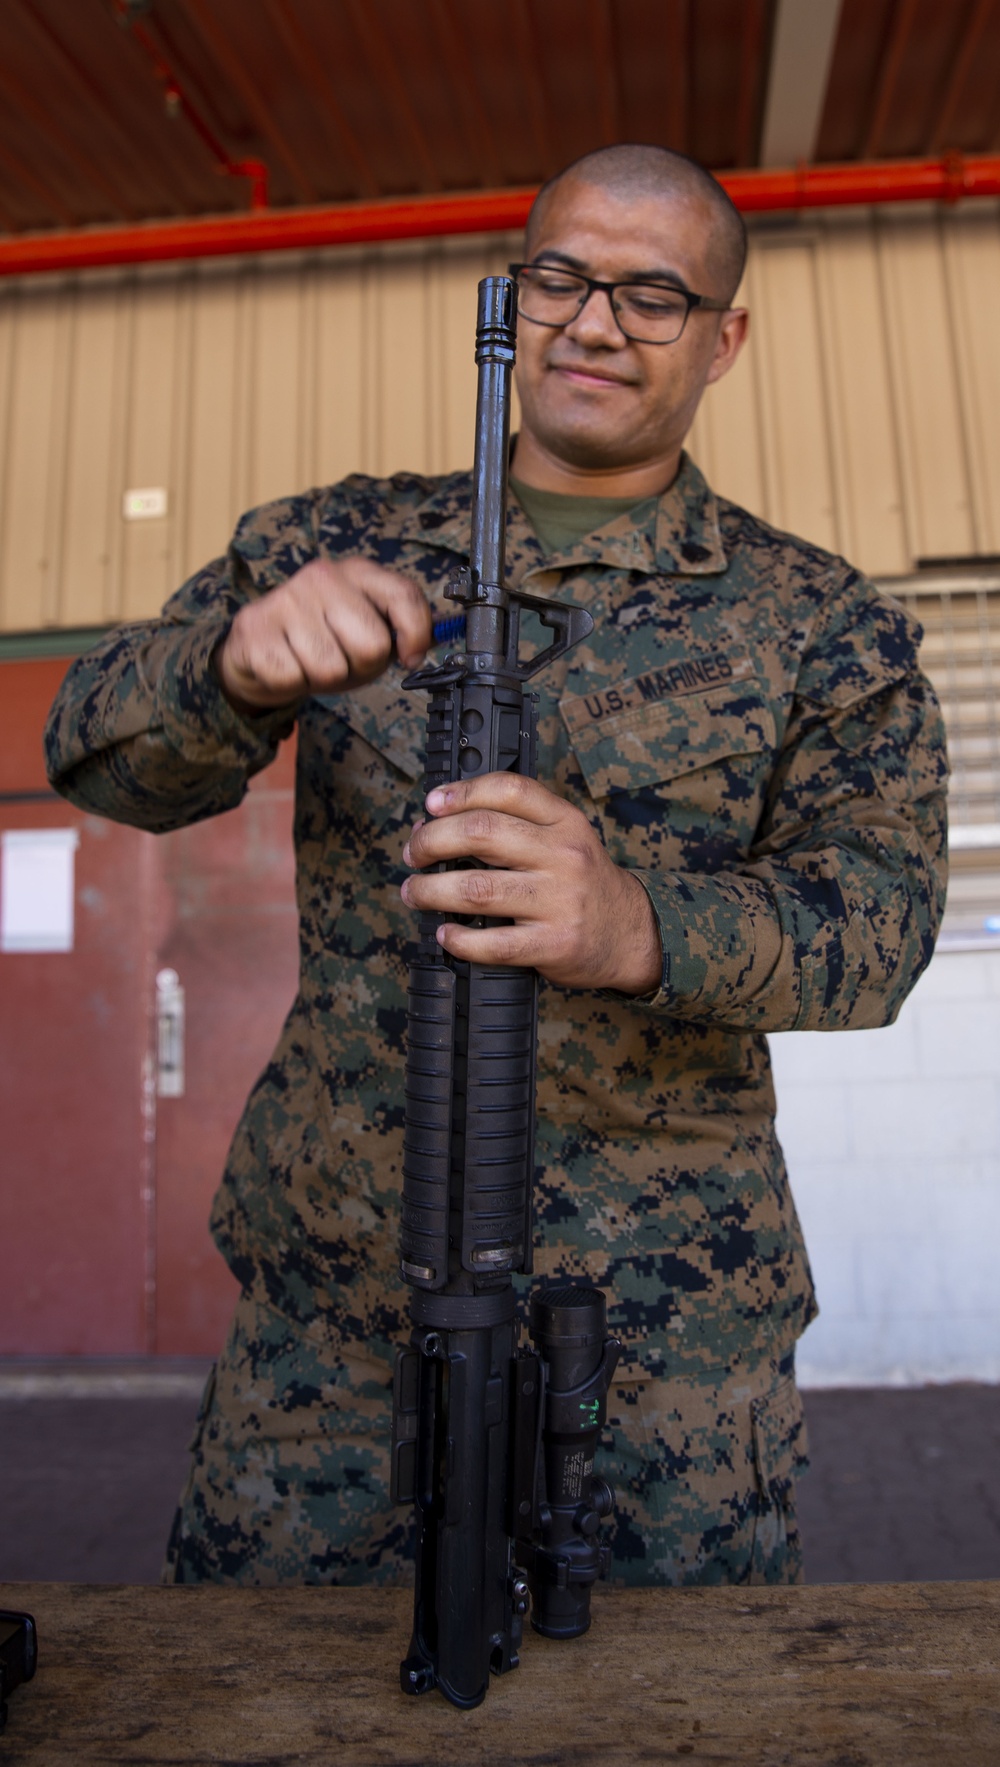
[689,204,1000,575]
[1,205,999,633]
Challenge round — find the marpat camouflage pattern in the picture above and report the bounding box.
[162,1288,807,1586]
[45,453,948,1583]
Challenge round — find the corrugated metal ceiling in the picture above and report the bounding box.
[818,0,1000,160]
[0,0,998,235]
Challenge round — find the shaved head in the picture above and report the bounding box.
[525,144,747,303]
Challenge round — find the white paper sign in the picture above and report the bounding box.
[1,828,80,953]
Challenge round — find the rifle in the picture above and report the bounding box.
[390,275,621,1709]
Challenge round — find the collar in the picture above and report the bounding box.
[396,451,728,577]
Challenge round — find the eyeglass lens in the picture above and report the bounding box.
[516,267,691,342]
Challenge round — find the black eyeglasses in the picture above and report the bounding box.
[508,262,730,344]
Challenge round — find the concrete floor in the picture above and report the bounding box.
[1,1367,998,1585]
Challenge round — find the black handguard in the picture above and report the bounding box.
[390,276,619,1710]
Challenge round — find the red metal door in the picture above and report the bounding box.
[0,656,299,1356]
[152,743,298,1354]
[1,658,152,1353]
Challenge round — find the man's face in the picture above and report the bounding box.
[513,177,746,475]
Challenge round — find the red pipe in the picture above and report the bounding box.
[724,151,999,210]
[112,0,270,211]
[1,154,998,277]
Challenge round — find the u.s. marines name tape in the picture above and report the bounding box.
[559,649,754,735]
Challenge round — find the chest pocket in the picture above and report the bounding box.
[313,672,427,783]
[560,676,777,803]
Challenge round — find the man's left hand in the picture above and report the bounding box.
[401,773,662,995]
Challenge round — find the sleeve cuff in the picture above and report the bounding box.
[155,619,299,769]
[631,868,787,1017]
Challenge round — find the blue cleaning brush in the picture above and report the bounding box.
[431,612,467,645]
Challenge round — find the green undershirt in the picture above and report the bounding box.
[510,476,657,557]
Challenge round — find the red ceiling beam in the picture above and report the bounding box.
[864,0,919,159]
[344,0,441,193]
[19,0,185,213]
[0,155,998,278]
[263,0,380,199]
[426,0,503,189]
[734,0,769,170]
[0,137,76,229]
[929,0,996,153]
[589,0,620,147]
[178,0,309,203]
[0,61,134,223]
[665,0,691,155]
[509,0,553,179]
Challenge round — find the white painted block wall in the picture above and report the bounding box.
[770,949,1000,1387]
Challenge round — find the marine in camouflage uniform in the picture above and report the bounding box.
[44,451,948,1587]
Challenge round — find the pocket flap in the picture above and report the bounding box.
[314,673,426,782]
[560,655,776,801]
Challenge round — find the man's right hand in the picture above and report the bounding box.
[215,555,432,714]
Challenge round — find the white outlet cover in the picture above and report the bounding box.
[123,486,168,520]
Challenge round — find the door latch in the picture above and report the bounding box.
[155,967,185,1098]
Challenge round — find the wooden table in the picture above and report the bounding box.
[0,1580,997,1764]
